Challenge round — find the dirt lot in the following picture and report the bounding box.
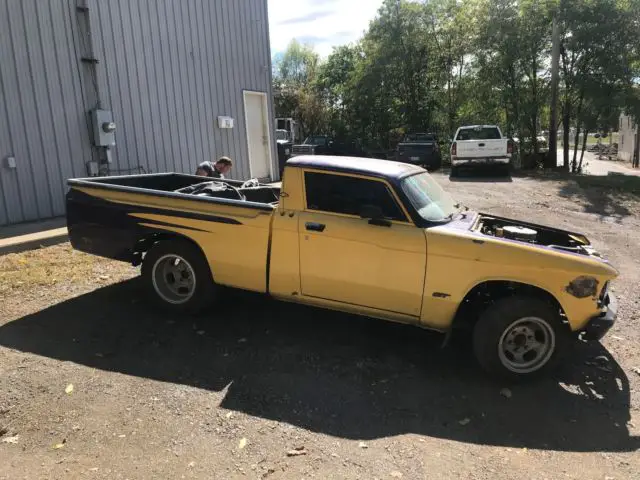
[1,169,640,480]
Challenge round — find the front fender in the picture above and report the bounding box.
[420,228,616,331]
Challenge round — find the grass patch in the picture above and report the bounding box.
[0,243,133,296]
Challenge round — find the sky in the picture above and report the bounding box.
[267,0,384,58]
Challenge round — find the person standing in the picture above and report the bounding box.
[195,156,233,178]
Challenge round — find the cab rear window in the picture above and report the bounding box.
[456,128,501,140]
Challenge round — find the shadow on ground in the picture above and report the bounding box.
[517,171,640,221]
[447,167,513,183]
[0,279,637,452]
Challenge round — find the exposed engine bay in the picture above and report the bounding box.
[475,215,601,257]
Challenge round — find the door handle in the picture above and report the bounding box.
[305,222,326,232]
[478,143,485,147]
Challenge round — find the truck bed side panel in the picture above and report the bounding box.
[67,185,273,293]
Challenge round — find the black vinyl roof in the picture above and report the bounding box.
[286,155,424,181]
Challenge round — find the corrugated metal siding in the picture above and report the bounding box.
[93,0,276,182]
[0,0,274,226]
[0,0,92,226]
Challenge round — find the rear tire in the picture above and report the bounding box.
[142,239,217,314]
[450,166,459,177]
[473,296,569,381]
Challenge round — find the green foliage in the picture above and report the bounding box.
[273,0,640,166]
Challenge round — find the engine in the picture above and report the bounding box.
[480,220,537,243]
[475,215,596,256]
[501,225,537,242]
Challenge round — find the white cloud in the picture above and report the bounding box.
[268,0,384,58]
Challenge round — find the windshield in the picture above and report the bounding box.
[401,172,458,222]
[404,133,436,142]
[305,136,328,145]
[456,127,501,140]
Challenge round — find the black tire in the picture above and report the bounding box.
[473,296,569,381]
[427,160,442,172]
[141,239,217,314]
[450,166,459,178]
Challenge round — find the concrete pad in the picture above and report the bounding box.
[0,227,68,256]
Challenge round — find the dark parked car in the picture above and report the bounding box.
[291,135,368,158]
[291,136,335,157]
[395,133,442,170]
[275,129,293,176]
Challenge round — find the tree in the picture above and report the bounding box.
[272,0,639,169]
[364,0,440,134]
[272,40,326,137]
[427,0,478,138]
[315,45,362,139]
[557,0,640,171]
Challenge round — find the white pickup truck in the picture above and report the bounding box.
[450,125,513,176]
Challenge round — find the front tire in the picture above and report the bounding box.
[473,296,568,380]
[142,239,217,314]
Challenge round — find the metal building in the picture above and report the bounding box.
[0,0,276,227]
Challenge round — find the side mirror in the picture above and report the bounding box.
[360,204,391,227]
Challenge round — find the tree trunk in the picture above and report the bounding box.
[572,124,581,173]
[531,57,538,154]
[578,128,589,173]
[562,102,570,171]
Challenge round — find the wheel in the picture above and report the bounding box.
[450,166,459,177]
[472,296,568,380]
[142,239,217,314]
[426,160,442,172]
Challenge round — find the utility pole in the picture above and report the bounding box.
[547,17,560,169]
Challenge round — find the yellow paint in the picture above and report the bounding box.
[72,166,618,333]
[421,226,617,331]
[74,186,272,293]
[296,211,426,316]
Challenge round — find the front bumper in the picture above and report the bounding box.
[580,293,618,341]
[452,157,510,166]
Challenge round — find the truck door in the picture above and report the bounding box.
[297,171,427,317]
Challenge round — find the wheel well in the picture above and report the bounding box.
[132,232,206,267]
[452,281,567,332]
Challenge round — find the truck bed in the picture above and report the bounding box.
[66,173,279,293]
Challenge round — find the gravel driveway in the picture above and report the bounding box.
[1,169,639,479]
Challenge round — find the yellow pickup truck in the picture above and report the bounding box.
[66,155,618,380]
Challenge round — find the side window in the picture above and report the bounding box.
[304,172,406,222]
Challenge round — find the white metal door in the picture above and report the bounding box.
[244,92,271,179]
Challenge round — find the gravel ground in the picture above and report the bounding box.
[1,167,639,480]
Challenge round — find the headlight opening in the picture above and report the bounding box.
[566,276,599,299]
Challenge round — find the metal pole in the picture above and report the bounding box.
[548,17,560,169]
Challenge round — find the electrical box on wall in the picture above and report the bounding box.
[218,116,234,129]
[91,109,116,146]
